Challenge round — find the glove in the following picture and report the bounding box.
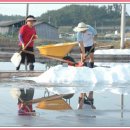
[22,44,24,49]
[35,35,38,39]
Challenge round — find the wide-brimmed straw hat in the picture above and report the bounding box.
[73,22,89,32]
[26,15,36,22]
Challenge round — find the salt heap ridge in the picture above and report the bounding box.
[33,64,130,85]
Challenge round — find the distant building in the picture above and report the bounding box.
[96,26,120,34]
[0,19,25,36]
[96,26,130,34]
[34,21,59,41]
[0,19,59,41]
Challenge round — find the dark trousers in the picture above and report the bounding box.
[16,46,35,70]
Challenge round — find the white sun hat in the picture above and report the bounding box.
[73,22,89,32]
[26,17,36,22]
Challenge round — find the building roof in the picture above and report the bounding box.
[0,19,25,27]
[34,21,58,29]
[0,19,57,29]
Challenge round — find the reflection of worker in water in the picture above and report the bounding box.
[18,88,36,116]
[78,91,96,109]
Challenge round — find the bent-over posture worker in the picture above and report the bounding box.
[73,22,97,68]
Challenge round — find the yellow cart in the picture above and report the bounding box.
[37,42,77,58]
[36,42,78,65]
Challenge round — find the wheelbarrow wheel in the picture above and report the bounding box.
[63,56,75,66]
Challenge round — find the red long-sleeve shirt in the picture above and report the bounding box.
[18,24,37,47]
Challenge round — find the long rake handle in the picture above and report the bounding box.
[23,44,95,66]
[23,50,77,65]
[25,93,74,104]
[82,45,95,63]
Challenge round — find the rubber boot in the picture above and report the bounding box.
[16,64,21,70]
[26,88,35,115]
[26,88,34,101]
[88,62,94,68]
[83,62,89,67]
[29,63,34,71]
[18,89,26,103]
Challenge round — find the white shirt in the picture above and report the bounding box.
[77,25,97,47]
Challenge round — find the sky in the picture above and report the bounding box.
[0,3,130,17]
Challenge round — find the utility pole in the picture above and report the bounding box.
[121,93,124,118]
[25,3,29,71]
[120,4,126,49]
[26,3,29,17]
[48,15,51,24]
[94,21,97,30]
[101,22,103,34]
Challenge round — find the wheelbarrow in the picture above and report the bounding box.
[36,42,93,67]
[37,42,77,58]
[22,42,93,67]
[36,42,77,65]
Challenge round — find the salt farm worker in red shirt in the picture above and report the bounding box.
[16,15,38,70]
[73,22,97,68]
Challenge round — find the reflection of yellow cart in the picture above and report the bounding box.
[36,94,74,110]
[37,98,72,110]
[36,42,78,65]
[26,93,74,110]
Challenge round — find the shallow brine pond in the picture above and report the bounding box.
[0,78,130,127]
[0,62,130,127]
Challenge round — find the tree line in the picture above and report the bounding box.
[0,4,130,27]
[40,4,123,27]
[0,14,23,21]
